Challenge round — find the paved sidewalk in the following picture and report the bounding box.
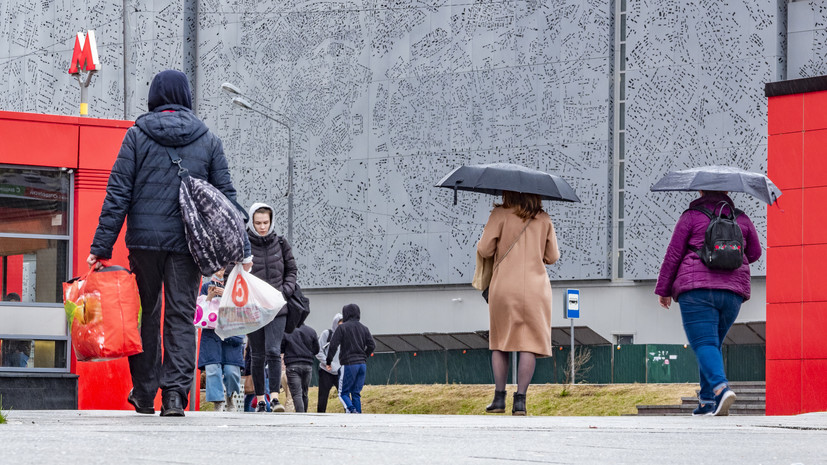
[2,410,825,464]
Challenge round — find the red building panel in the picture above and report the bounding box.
[765,303,802,361]
[767,133,802,191]
[802,244,827,302]
[766,245,802,304]
[802,129,827,189]
[767,93,803,136]
[803,90,827,132]
[767,188,802,247]
[802,302,827,359]
[0,113,79,168]
[801,359,827,413]
[766,359,802,416]
[803,187,827,245]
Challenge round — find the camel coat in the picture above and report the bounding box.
[477,207,560,357]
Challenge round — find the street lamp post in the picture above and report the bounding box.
[221,83,294,244]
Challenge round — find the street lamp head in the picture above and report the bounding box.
[232,97,253,110]
[221,82,242,96]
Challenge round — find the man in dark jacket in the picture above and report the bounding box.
[281,323,320,413]
[325,303,375,413]
[87,70,251,417]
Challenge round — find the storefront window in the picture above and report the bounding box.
[1,240,69,303]
[0,338,67,369]
[1,165,72,372]
[0,167,70,236]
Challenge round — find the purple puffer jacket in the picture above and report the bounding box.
[655,193,762,301]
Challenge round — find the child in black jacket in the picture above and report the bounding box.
[325,303,375,413]
[281,324,320,413]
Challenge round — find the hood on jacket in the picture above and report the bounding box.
[247,202,277,237]
[330,313,343,332]
[689,192,737,215]
[342,304,360,322]
[148,70,192,111]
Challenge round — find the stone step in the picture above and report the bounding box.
[681,395,765,404]
[637,404,765,416]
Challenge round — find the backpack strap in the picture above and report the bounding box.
[164,146,189,178]
[684,206,712,255]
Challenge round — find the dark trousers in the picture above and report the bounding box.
[285,363,312,413]
[248,314,287,396]
[127,250,200,407]
[317,368,339,413]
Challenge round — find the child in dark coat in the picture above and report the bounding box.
[325,304,375,413]
[281,323,320,413]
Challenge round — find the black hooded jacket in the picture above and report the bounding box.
[326,304,375,366]
[281,324,320,366]
[91,70,244,258]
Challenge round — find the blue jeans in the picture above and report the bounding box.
[338,364,367,413]
[204,363,241,402]
[678,289,743,403]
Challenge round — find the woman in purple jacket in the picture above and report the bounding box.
[655,191,762,416]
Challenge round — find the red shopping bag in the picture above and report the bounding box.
[63,264,143,362]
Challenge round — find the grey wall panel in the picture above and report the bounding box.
[199,0,613,287]
[787,0,827,79]
[0,0,185,120]
[0,0,612,287]
[623,0,779,280]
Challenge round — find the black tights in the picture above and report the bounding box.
[491,350,536,394]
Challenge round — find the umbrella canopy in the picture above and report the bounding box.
[435,163,580,204]
[650,165,782,205]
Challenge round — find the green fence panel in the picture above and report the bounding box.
[393,351,446,384]
[583,346,612,384]
[365,353,399,385]
[531,352,559,384]
[612,344,646,383]
[447,349,495,384]
[645,344,699,383]
[723,344,766,381]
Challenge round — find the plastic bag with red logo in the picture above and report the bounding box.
[214,264,285,340]
[63,264,143,362]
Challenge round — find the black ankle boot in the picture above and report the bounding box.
[485,390,506,413]
[512,393,526,416]
[160,391,185,417]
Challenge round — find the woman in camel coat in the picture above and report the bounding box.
[477,191,560,415]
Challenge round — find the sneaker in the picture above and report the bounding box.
[713,387,736,416]
[270,398,285,413]
[255,401,267,412]
[212,400,225,412]
[692,402,715,416]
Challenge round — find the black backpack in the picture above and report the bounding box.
[687,202,744,271]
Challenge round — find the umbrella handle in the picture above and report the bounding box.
[453,180,462,206]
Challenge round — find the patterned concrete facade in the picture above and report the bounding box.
[0,0,804,287]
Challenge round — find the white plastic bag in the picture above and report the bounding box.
[215,264,286,340]
[193,294,219,329]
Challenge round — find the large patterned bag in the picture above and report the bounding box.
[166,146,247,276]
[63,264,143,362]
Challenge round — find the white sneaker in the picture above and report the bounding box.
[212,400,226,412]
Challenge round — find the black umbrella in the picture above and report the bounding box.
[650,165,782,205]
[435,163,580,205]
